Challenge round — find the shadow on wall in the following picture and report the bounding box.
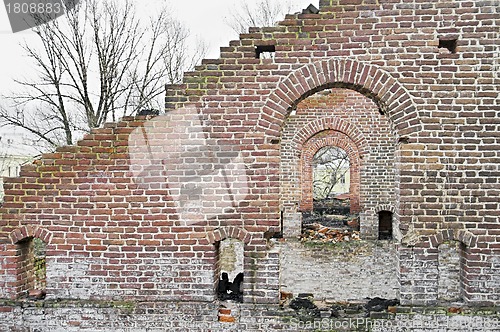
[128,106,250,226]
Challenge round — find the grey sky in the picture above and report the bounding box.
[0,0,317,129]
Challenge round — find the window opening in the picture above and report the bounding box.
[302,146,360,243]
[216,238,244,302]
[313,146,350,201]
[18,237,46,299]
[255,45,276,59]
[378,211,393,240]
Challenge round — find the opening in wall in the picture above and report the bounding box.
[313,146,350,202]
[216,238,244,303]
[17,237,47,299]
[378,211,393,240]
[302,145,360,241]
[255,45,276,59]
[438,241,464,303]
[438,37,457,54]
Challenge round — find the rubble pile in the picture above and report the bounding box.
[314,195,351,215]
[303,197,360,231]
[365,297,400,314]
[283,294,401,320]
[289,295,321,318]
[301,223,361,244]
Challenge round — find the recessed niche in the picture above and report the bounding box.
[255,45,276,59]
[216,238,244,302]
[438,38,457,54]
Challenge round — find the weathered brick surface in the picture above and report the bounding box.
[279,239,398,301]
[0,0,499,328]
[0,301,498,332]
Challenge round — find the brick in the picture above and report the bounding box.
[218,315,236,323]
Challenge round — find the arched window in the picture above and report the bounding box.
[17,237,47,299]
[312,146,350,201]
[215,238,244,303]
[310,146,354,229]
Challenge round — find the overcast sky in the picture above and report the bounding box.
[0,0,317,91]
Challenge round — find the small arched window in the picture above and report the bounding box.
[17,237,47,299]
[215,238,244,303]
[312,146,350,201]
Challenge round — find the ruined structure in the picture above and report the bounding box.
[0,0,499,330]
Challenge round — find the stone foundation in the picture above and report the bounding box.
[0,301,498,331]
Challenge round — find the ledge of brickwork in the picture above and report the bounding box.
[0,300,498,331]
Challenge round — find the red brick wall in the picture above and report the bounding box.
[0,0,498,307]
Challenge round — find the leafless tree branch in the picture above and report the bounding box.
[0,0,207,149]
[225,0,296,35]
[313,146,350,200]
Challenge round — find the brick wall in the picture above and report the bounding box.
[0,300,498,331]
[0,0,499,328]
[280,239,399,301]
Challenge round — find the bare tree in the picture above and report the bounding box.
[313,146,350,200]
[0,0,206,149]
[225,0,295,35]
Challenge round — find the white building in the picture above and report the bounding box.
[0,129,39,202]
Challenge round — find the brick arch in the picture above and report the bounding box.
[300,130,361,212]
[9,225,53,245]
[292,117,369,158]
[374,204,396,214]
[206,226,252,245]
[8,225,52,299]
[257,58,419,138]
[420,229,478,304]
[427,229,478,249]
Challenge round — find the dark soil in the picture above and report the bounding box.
[302,198,359,231]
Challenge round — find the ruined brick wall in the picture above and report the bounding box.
[0,0,499,325]
[279,88,396,238]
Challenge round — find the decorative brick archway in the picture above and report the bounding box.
[291,117,369,157]
[256,58,420,138]
[300,130,361,213]
[205,226,252,245]
[9,225,53,245]
[7,226,52,298]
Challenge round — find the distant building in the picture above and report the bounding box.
[313,164,350,199]
[0,130,38,202]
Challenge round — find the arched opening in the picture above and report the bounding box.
[378,211,393,240]
[299,128,361,215]
[279,86,397,239]
[438,240,465,303]
[313,146,350,201]
[215,238,244,303]
[17,237,47,299]
[310,146,356,230]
